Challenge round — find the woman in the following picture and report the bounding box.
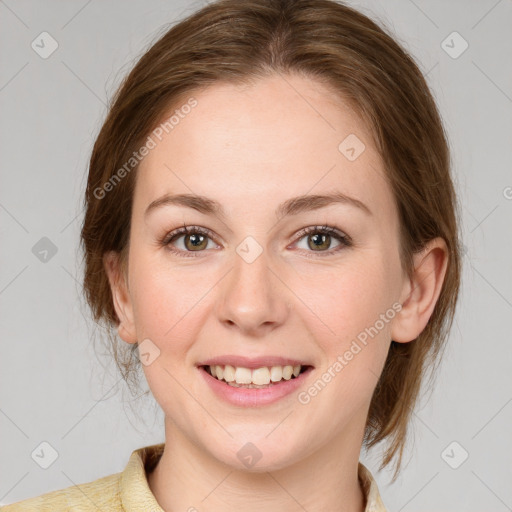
[1,0,461,510]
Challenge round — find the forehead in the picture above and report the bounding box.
[135,74,395,220]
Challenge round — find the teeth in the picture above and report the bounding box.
[223,364,235,382]
[270,366,282,382]
[282,365,293,380]
[207,364,304,386]
[252,367,270,385]
[234,367,252,384]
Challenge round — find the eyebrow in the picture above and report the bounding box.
[144,190,372,220]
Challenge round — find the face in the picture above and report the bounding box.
[107,73,415,471]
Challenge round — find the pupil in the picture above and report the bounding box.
[310,233,329,250]
[187,233,206,250]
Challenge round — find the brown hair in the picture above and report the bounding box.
[80,0,462,479]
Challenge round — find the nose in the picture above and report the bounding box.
[216,248,290,337]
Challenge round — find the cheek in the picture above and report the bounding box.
[131,275,176,339]
[292,257,396,339]
[294,271,395,421]
[290,255,398,401]
[129,255,207,340]
[128,260,207,408]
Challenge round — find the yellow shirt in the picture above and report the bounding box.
[0,443,387,511]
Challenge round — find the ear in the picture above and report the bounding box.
[391,237,449,343]
[103,251,137,344]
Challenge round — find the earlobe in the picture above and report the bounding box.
[391,237,449,343]
[103,251,138,344]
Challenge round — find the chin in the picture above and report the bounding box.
[205,433,304,473]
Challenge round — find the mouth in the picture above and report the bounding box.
[199,363,313,389]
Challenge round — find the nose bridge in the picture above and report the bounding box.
[216,241,289,334]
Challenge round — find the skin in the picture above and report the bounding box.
[104,73,448,512]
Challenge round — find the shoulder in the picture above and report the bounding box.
[0,471,123,511]
[0,442,166,512]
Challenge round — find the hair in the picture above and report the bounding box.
[79,0,462,480]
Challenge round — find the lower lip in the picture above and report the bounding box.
[198,366,314,407]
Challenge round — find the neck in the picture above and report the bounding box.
[147,419,366,512]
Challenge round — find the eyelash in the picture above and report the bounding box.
[160,223,352,258]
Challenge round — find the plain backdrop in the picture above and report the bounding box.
[1,0,511,510]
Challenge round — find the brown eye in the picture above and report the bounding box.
[183,232,208,251]
[293,225,352,256]
[307,232,332,251]
[162,225,217,256]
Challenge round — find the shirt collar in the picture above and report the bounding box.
[120,443,165,511]
[120,443,387,512]
[357,460,388,511]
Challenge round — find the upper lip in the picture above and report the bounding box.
[197,355,313,370]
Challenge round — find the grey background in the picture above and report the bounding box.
[1,0,511,510]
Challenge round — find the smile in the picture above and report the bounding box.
[203,364,310,388]
[198,364,315,407]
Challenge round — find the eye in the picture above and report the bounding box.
[161,224,219,257]
[292,225,352,256]
[160,223,352,258]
